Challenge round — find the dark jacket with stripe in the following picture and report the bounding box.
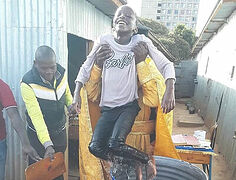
[22,64,67,136]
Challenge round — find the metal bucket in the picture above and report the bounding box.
[112,156,208,180]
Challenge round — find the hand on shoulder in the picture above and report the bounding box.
[132,41,148,64]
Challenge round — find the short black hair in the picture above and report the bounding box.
[35,45,56,62]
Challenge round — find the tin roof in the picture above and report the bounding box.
[192,0,236,55]
[87,0,126,17]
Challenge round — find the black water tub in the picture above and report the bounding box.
[112,156,208,180]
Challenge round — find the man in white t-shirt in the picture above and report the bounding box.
[71,5,175,179]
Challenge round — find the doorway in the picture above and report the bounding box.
[67,33,94,179]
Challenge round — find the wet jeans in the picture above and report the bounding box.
[89,100,149,164]
[0,139,6,180]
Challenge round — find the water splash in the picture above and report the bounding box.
[110,156,141,180]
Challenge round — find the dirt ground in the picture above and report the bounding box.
[68,100,234,180]
[174,101,234,180]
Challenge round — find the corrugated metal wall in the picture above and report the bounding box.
[0,0,113,179]
[194,75,236,168]
[175,60,198,98]
[217,86,236,167]
[0,0,68,179]
[67,0,112,41]
[193,7,236,170]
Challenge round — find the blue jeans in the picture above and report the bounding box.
[0,139,7,180]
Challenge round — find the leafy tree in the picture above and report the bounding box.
[158,34,191,60]
[138,17,169,36]
[139,18,193,60]
[173,24,197,48]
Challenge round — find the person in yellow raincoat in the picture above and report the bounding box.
[76,56,180,180]
[71,5,179,179]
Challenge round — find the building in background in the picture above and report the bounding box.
[192,0,236,177]
[128,0,200,30]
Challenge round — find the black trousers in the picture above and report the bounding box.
[88,100,149,164]
[27,128,67,180]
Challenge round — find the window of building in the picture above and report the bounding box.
[180,10,185,15]
[167,10,172,14]
[162,3,166,8]
[174,10,178,15]
[185,17,190,21]
[193,10,198,15]
[192,17,196,21]
[179,16,184,21]
[193,3,198,8]
[187,3,192,8]
[166,16,171,20]
[172,22,177,27]
[174,16,178,20]
[186,10,191,15]
[166,22,170,27]
[168,3,172,8]
[157,10,161,13]
[162,9,166,14]
[180,3,185,8]
[158,3,162,7]
[156,16,161,20]
[175,3,179,8]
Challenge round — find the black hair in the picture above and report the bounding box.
[35,45,56,62]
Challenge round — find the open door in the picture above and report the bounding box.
[67,33,94,179]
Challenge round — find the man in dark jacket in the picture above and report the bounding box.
[21,45,73,180]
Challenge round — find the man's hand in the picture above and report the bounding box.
[70,94,81,115]
[22,145,41,162]
[95,44,113,68]
[44,145,55,161]
[131,42,148,64]
[67,104,78,119]
[70,82,83,115]
[161,79,175,114]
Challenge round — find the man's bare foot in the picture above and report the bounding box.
[146,157,156,180]
[135,165,142,180]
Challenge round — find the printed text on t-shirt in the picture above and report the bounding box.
[105,53,134,69]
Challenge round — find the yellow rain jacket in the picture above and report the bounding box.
[78,58,180,180]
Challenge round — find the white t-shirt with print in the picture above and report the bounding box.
[76,34,175,107]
